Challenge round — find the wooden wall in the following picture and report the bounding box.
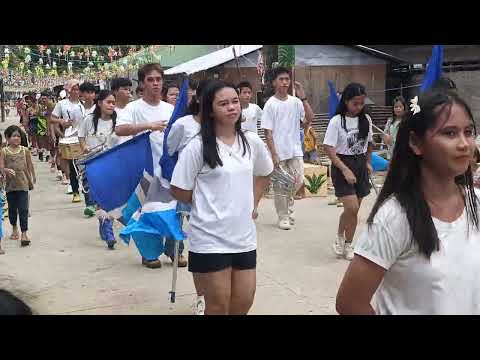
[191,63,386,113]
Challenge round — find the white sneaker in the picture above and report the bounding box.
[278,217,292,230]
[66,185,73,194]
[344,242,355,261]
[193,296,205,315]
[333,234,345,257]
[289,212,295,226]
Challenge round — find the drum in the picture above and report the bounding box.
[59,136,82,160]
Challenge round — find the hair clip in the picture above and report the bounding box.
[410,96,421,115]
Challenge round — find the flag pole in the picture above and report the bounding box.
[232,46,242,79]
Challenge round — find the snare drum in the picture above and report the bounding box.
[59,136,82,160]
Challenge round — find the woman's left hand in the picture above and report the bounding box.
[252,208,259,220]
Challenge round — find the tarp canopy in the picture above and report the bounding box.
[164,45,263,75]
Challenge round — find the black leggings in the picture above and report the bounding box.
[7,191,29,232]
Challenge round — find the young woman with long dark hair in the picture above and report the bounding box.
[336,90,480,314]
[170,80,273,315]
[78,90,118,249]
[323,83,373,261]
[383,96,407,160]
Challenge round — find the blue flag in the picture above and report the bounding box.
[420,45,444,93]
[328,80,339,119]
[84,132,153,213]
[160,78,190,182]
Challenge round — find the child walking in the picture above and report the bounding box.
[78,90,119,250]
[0,126,36,247]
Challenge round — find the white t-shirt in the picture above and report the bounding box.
[78,113,119,150]
[241,103,263,134]
[114,106,131,145]
[171,131,274,254]
[323,114,373,155]
[166,115,201,156]
[116,99,174,178]
[354,193,480,315]
[261,95,305,161]
[83,103,96,117]
[52,98,85,131]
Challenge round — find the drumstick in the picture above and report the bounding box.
[372,123,387,135]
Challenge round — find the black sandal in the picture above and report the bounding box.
[20,240,31,247]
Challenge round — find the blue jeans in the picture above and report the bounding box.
[304,150,318,163]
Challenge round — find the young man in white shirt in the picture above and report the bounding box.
[80,82,97,117]
[261,67,314,230]
[115,63,179,270]
[50,79,85,203]
[238,81,263,134]
[111,77,132,119]
[111,77,132,146]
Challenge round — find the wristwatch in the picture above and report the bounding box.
[301,98,308,102]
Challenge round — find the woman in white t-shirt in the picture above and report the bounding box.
[78,90,119,250]
[336,90,480,315]
[170,80,273,315]
[323,83,373,261]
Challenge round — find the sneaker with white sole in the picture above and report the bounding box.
[289,211,295,226]
[333,234,346,257]
[66,185,73,194]
[344,242,355,261]
[278,217,292,230]
[193,296,205,315]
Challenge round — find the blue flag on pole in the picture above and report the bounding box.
[420,45,444,93]
[160,78,189,182]
[84,132,154,214]
[328,80,340,120]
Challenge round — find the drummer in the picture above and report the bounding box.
[50,80,86,203]
[78,90,119,249]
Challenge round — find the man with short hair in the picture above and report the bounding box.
[261,66,314,230]
[111,77,132,118]
[50,79,85,203]
[79,82,97,116]
[116,63,181,269]
[237,81,263,134]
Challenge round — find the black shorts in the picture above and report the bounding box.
[188,250,257,273]
[331,153,371,198]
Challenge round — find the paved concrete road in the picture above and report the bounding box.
[0,115,377,315]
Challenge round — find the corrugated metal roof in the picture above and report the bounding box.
[165,45,262,75]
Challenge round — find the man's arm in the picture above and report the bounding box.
[264,129,280,167]
[115,121,167,137]
[294,81,314,128]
